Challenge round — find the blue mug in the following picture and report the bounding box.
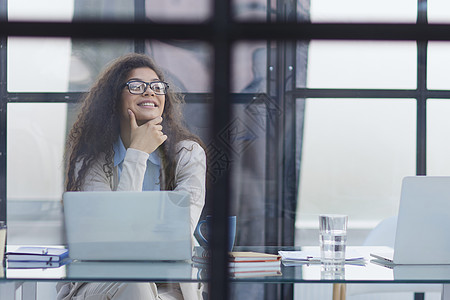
[195,215,236,251]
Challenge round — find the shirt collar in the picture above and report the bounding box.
[113,137,161,167]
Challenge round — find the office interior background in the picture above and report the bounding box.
[2,0,450,299]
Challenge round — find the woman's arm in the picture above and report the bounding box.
[173,141,207,236]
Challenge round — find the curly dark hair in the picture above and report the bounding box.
[65,53,205,191]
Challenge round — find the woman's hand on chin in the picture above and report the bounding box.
[128,109,167,154]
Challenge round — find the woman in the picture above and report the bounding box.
[57,53,206,300]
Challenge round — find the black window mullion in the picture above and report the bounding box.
[0,0,7,223]
[416,0,428,176]
[293,88,450,99]
[134,0,145,53]
[414,1,427,295]
[209,1,231,300]
[292,88,419,99]
[417,41,427,176]
[7,93,83,103]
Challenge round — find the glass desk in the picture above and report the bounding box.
[1,246,450,300]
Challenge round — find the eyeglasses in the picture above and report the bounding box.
[124,80,169,95]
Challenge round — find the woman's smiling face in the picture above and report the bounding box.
[120,67,166,126]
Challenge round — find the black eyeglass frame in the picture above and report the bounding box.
[123,80,169,95]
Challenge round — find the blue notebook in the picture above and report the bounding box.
[7,258,71,269]
[7,247,69,262]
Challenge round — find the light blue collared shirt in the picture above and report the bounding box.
[113,138,161,191]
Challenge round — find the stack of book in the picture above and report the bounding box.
[6,246,70,269]
[191,246,209,267]
[192,248,282,278]
[228,251,281,278]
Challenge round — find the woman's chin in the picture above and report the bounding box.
[137,116,157,126]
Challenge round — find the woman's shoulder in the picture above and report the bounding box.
[175,140,205,152]
[174,140,206,172]
[175,140,206,160]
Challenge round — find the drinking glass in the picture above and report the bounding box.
[319,214,348,264]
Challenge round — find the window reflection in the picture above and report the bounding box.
[7,103,67,201]
[306,41,417,89]
[427,42,450,90]
[427,99,450,175]
[69,40,134,92]
[7,0,74,21]
[232,42,267,93]
[428,0,450,24]
[6,103,70,245]
[297,99,416,239]
[233,0,271,22]
[146,0,211,22]
[310,0,417,23]
[145,40,212,93]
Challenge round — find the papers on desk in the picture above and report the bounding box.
[279,249,366,266]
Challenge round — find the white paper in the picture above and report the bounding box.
[278,249,366,265]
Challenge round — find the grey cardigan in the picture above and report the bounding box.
[57,140,206,300]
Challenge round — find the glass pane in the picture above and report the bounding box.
[7,103,69,244]
[232,41,267,93]
[9,0,135,22]
[310,0,417,23]
[233,0,272,22]
[72,0,133,21]
[228,101,270,247]
[296,99,416,245]
[7,37,134,92]
[427,41,450,90]
[8,0,74,21]
[69,39,134,91]
[428,0,450,24]
[427,99,450,175]
[7,44,214,250]
[7,37,72,92]
[305,41,417,89]
[0,31,128,92]
[7,103,67,201]
[8,0,214,23]
[145,40,212,93]
[146,0,212,23]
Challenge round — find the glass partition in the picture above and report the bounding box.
[296,98,416,238]
[428,0,450,23]
[145,40,212,93]
[427,41,450,90]
[4,0,450,299]
[232,0,271,22]
[6,103,69,244]
[5,36,213,246]
[7,0,74,21]
[7,37,71,92]
[427,99,450,175]
[146,0,212,23]
[309,0,417,23]
[305,41,417,89]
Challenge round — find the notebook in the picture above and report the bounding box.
[370,176,450,265]
[63,191,192,261]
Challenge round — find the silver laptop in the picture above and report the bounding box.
[63,191,192,261]
[67,260,192,280]
[371,176,450,265]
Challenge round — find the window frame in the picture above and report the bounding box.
[2,0,450,300]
